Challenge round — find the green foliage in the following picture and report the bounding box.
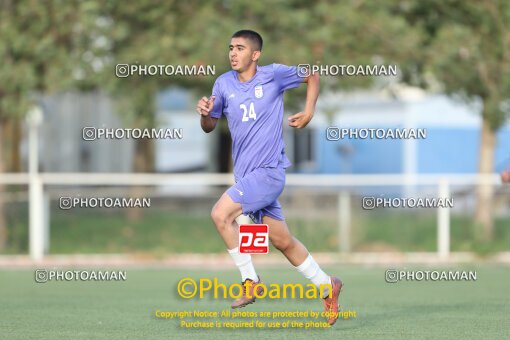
[397,0,510,130]
[2,1,508,126]
[0,0,100,118]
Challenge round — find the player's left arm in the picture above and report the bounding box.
[288,71,320,129]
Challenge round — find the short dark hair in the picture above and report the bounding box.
[231,30,263,51]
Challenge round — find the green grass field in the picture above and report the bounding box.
[1,265,509,339]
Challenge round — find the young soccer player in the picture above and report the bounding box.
[196,29,342,325]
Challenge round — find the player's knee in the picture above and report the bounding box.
[210,206,222,224]
[271,235,294,252]
[210,206,230,229]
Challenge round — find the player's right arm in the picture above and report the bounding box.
[196,96,218,133]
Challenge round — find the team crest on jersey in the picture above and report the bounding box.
[254,85,263,99]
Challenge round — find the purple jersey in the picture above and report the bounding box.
[210,64,304,179]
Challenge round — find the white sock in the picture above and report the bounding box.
[228,247,258,282]
[295,254,331,298]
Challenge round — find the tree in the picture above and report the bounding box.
[0,0,99,250]
[398,0,510,240]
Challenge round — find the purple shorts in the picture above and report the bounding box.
[226,166,286,224]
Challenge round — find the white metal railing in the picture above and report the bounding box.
[0,172,502,261]
[0,172,500,186]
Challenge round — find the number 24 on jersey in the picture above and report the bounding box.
[240,103,257,122]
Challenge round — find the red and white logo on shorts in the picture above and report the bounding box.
[239,224,269,254]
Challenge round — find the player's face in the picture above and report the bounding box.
[229,37,259,72]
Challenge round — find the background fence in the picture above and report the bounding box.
[1,172,507,261]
